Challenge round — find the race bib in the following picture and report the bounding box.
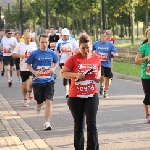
[61,46,72,52]
[3,48,12,54]
[75,80,96,98]
[98,52,108,61]
[25,51,31,58]
[37,66,51,78]
[50,42,56,49]
[146,64,150,75]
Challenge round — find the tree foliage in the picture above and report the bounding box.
[1,0,150,36]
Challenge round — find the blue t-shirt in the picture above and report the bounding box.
[26,48,58,84]
[92,40,117,68]
[0,38,2,55]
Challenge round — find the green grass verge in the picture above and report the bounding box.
[115,43,141,49]
[113,61,141,77]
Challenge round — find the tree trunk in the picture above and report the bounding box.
[145,0,148,29]
[95,13,98,40]
[131,7,135,45]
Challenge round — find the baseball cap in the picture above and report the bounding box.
[61,28,70,35]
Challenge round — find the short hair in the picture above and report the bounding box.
[5,29,11,33]
[79,34,92,46]
[100,30,107,35]
[145,28,150,37]
[15,31,21,35]
[39,34,49,41]
[0,29,4,32]
[49,25,56,29]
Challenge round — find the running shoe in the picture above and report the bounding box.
[54,74,57,80]
[18,79,22,83]
[29,91,34,100]
[99,86,104,95]
[44,122,52,130]
[147,116,150,123]
[1,71,4,76]
[8,81,12,87]
[66,91,69,99]
[23,99,29,107]
[35,105,42,114]
[103,91,108,98]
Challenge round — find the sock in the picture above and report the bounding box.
[146,114,149,118]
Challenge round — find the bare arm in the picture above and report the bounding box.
[60,66,84,80]
[94,67,101,83]
[27,64,36,75]
[135,52,150,64]
[12,53,25,59]
[111,52,118,57]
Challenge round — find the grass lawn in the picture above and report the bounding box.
[113,61,141,77]
[115,43,141,50]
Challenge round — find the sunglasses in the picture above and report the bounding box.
[7,32,12,35]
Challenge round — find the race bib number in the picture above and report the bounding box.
[61,46,72,52]
[37,66,51,78]
[75,80,96,98]
[146,64,150,75]
[50,42,56,49]
[98,52,108,61]
[25,51,31,58]
[3,48,12,54]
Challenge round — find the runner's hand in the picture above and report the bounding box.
[111,52,115,56]
[20,55,25,59]
[50,68,55,74]
[34,71,40,77]
[95,77,100,83]
[145,56,150,61]
[75,73,85,80]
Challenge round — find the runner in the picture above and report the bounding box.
[14,31,21,83]
[106,30,115,79]
[30,27,37,42]
[12,32,37,107]
[55,28,79,98]
[93,30,118,98]
[48,25,59,79]
[0,29,5,76]
[26,34,59,130]
[60,34,100,150]
[135,28,150,123]
[0,29,18,87]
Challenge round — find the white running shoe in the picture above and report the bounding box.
[147,116,150,123]
[66,91,69,98]
[35,105,42,114]
[23,99,29,107]
[44,122,52,130]
[29,91,34,100]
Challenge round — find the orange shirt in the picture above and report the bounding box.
[65,53,101,98]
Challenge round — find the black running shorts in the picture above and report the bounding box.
[3,56,14,66]
[0,55,3,61]
[33,81,55,104]
[101,66,112,78]
[20,71,32,82]
[15,58,20,70]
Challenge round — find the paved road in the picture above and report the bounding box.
[0,68,150,150]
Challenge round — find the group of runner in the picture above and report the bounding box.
[0,27,118,131]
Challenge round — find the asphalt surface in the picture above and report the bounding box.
[0,67,150,150]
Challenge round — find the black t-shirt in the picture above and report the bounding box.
[48,34,59,49]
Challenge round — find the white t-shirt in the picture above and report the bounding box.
[56,37,79,63]
[13,42,37,71]
[1,37,18,56]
